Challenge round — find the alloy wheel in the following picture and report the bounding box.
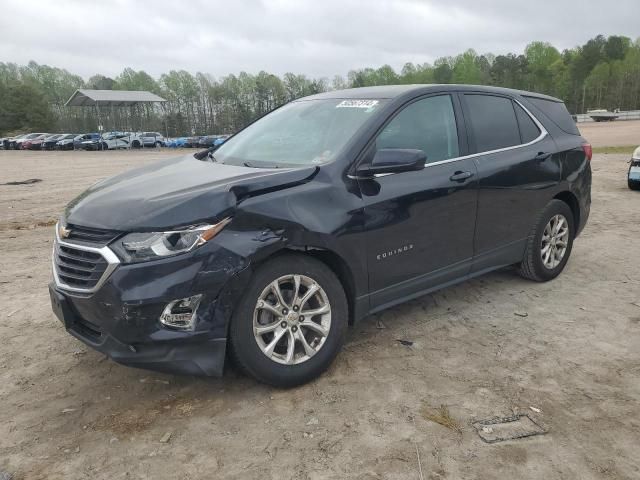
[253,274,331,365]
[541,214,569,269]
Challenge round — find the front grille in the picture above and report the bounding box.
[65,223,120,246]
[54,243,109,289]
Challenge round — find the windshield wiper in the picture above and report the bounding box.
[243,161,279,169]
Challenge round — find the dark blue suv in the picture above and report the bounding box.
[50,85,591,387]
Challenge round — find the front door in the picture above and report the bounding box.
[359,94,478,310]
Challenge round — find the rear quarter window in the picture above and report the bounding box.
[524,97,580,135]
[514,103,541,143]
[464,94,521,152]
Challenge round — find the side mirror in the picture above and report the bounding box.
[356,149,427,178]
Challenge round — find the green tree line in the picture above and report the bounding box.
[1,34,639,136]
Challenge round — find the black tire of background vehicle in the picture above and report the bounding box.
[519,199,575,282]
[101,142,108,151]
[629,180,640,190]
[132,140,141,148]
[228,254,348,387]
[155,141,162,148]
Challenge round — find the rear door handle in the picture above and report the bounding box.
[449,171,474,182]
[534,151,551,162]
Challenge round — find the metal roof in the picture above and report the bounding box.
[65,89,166,107]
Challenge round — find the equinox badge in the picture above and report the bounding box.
[376,244,414,261]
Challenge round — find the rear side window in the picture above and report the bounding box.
[464,94,520,152]
[514,103,541,143]
[524,97,580,135]
[376,95,459,164]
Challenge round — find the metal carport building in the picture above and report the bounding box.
[65,89,167,134]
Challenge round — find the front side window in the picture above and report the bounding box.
[214,98,386,167]
[465,94,521,152]
[375,95,459,164]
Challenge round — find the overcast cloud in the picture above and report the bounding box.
[1,0,638,80]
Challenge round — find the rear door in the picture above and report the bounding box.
[359,93,478,309]
[459,93,560,272]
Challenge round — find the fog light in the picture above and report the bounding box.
[159,295,202,330]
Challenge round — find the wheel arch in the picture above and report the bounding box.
[260,246,358,325]
[553,191,580,234]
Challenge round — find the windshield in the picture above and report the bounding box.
[213,98,386,167]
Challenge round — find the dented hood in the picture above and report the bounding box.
[64,154,318,231]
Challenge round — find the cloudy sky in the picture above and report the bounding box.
[1,0,638,80]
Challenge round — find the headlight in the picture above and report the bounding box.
[111,218,231,263]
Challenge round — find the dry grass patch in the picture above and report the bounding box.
[421,404,463,434]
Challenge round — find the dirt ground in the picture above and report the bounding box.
[578,119,640,147]
[1,122,639,480]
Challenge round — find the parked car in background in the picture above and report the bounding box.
[15,133,46,149]
[27,133,60,150]
[197,135,217,148]
[43,134,72,150]
[81,132,133,151]
[20,133,49,150]
[213,134,230,147]
[184,136,203,148]
[133,132,165,148]
[166,137,188,148]
[628,146,640,190]
[4,134,26,149]
[55,134,82,150]
[73,133,100,150]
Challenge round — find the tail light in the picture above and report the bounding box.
[582,143,592,162]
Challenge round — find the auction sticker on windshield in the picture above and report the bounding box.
[336,100,379,109]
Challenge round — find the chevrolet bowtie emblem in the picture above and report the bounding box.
[59,224,71,239]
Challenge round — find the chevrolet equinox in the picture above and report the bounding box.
[50,85,592,387]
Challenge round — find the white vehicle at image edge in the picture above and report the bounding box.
[628,146,640,190]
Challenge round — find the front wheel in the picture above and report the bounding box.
[229,254,347,387]
[519,199,575,282]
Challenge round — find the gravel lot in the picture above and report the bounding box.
[1,123,639,479]
[578,119,640,147]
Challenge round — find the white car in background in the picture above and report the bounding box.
[81,132,138,150]
[130,132,165,148]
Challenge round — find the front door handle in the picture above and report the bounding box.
[449,171,474,182]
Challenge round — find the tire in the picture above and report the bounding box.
[155,141,162,148]
[629,179,640,191]
[131,140,141,149]
[519,199,575,282]
[101,142,108,151]
[229,254,348,387]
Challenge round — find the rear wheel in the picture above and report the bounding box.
[155,141,162,148]
[131,140,141,149]
[519,199,575,282]
[229,254,347,387]
[629,179,640,191]
[101,142,108,151]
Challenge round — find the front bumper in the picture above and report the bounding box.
[50,283,227,375]
[50,239,248,376]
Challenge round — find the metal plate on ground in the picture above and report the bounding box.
[473,414,546,443]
